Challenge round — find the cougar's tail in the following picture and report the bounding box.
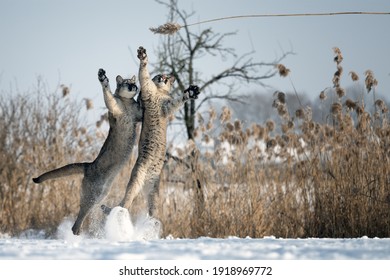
[32,163,87,184]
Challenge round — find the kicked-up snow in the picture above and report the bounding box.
[104,206,161,242]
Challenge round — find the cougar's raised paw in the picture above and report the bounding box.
[184,85,201,99]
[98,68,108,83]
[137,46,147,60]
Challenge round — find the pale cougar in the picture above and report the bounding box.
[33,69,142,235]
[102,46,200,217]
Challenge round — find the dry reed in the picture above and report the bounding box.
[154,47,390,238]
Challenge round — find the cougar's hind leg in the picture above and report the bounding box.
[99,176,118,215]
[146,176,160,217]
[120,166,148,210]
[71,176,102,235]
[72,202,94,235]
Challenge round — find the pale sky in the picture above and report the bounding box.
[1,0,389,125]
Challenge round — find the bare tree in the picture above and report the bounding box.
[153,0,292,140]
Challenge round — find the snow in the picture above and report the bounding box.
[0,207,389,260]
[1,207,390,280]
[1,235,390,260]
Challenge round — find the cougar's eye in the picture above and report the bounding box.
[153,74,166,84]
[129,84,137,91]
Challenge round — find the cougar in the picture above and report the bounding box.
[32,68,143,235]
[102,46,200,217]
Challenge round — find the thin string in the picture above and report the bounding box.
[185,12,390,27]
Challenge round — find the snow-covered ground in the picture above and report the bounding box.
[1,234,390,260]
[1,206,390,260]
[1,207,389,280]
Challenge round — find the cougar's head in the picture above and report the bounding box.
[115,75,138,99]
[152,74,175,94]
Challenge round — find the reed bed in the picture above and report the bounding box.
[157,47,390,238]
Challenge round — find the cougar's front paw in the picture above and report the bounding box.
[98,68,109,85]
[184,85,201,100]
[137,46,147,61]
[98,68,108,83]
[98,68,106,81]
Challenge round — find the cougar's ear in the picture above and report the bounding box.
[130,75,137,84]
[169,76,176,84]
[116,75,123,84]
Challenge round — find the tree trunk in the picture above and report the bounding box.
[184,100,196,140]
